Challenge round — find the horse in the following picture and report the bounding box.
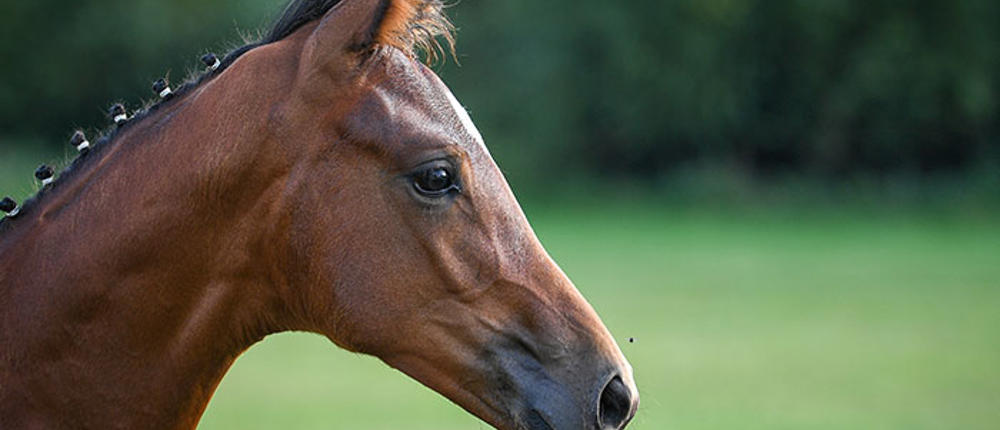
[0,1,638,429]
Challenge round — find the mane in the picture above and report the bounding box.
[374,0,455,63]
[0,0,453,233]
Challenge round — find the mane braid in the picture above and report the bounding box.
[0,0,455,233]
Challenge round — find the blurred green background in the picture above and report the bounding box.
[1,0,998,429]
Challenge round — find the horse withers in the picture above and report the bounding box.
[0,1,638,429]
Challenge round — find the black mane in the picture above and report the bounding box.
[0,0,345,232]
[268,0,344,43]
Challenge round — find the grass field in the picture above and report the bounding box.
[2,147,998,428]
[189,203,1000,430]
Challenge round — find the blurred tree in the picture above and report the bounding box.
[1,0,997,193]
[439,0,999,186]
[0,0,273,141]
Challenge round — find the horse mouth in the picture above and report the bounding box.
[520,409,556,430]
[477,335,636,430]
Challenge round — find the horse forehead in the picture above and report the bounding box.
[372,52,485,149]
[429,70,485,146]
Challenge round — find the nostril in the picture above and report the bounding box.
[598,375,633,429]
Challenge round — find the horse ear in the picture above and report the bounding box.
[306,0,391,72]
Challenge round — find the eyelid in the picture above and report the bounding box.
[395,143,466,170]
[413,181,461,197]
[409,152,459,170]
[404,155,459,180]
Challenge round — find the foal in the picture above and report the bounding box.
[0,1,638,429]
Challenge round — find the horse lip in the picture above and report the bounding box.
[488,350,586,430]
[520,409,556,430]
[481,331,632,430]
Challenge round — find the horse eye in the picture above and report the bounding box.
[413,166,458,196]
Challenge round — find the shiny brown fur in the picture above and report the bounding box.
[0,1,638,429]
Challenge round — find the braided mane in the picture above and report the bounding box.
[0,0,454,231]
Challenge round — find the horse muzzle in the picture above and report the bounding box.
[483,337,639,430]
[514,372,637,430]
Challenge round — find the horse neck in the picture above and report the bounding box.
[0,50,301,429]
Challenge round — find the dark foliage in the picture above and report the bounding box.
[0,0,997,192]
